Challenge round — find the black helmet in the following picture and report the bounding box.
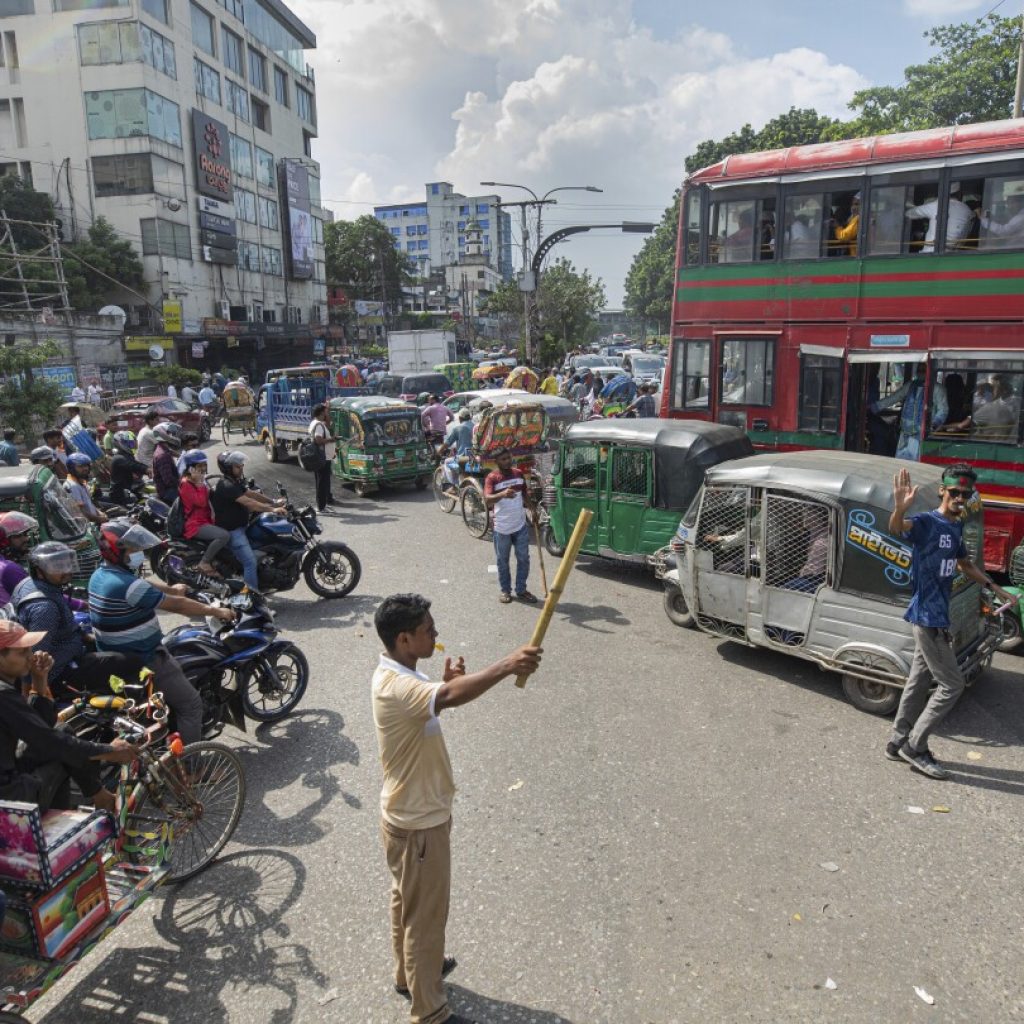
[217,450,246,475]
[152,422,183,454]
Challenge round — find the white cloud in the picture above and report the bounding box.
[290,0,868,304]
[902,0,984,15]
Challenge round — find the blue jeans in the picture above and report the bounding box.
[228,526,260,591]
[493,523,530,595]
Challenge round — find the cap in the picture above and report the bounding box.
[0,620,46,650]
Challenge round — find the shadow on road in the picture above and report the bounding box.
[555,601,630,633]
[34,850,328,1024]
[575,558,661,592]
[448,983,574,1023]
[271,592,382,633]
[232,708,362,848]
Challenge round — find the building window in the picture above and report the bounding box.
[313,217,323,243]
[237,240,260,271]
[261,245,281,275]
[255,145,274,188]
[139,23,175,77]
[85,88,181,146]
[459,205,469,215]
[390,227,400,237]
[273,65,288,106]
[228,132,253,178]
[140,217,190,259]
[719,338,774,406]
[55,0,127,8]
[417,240,428,251]
[190,3,215,57]
[308,174,320,205]
[406,242,416,252]
[141,0,167,22]
[234,187,256,223]
[77,21,175,78]
[670,339,710,411]
[251,97,269,131]
[193,57,220,104]
[218,0,243,19]
[476,203,488,214]
[478,218,489,229]
[416,224,427,235]
[302,130,312,158]
[92,153,153,196]
[295,84,314,123]
[225,79,249,121]
[248,46,266,92]
[405,226,416,237]
[258,194,278,230]
[221,26,243,76]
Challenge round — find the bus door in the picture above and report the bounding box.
[846,352,927,458]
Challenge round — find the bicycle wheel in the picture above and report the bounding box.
[135,742,246,883]
[220,417,231,445]
[461,480,489,538]
[240,643,309,722]
[433,466,456,513]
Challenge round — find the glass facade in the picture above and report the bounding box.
[193,58,221,104]
[85,88,181,146]
[229,133,253,178]
[77,20,176,78]
[242,0,307,72]
[190,3,215,56]
[255,146,274,188]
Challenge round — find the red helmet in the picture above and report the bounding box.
[98,518,162,565]
[0,511,38,552]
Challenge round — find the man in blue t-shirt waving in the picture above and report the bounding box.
[886,463,1017,779]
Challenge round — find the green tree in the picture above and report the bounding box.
[0,340,68,440]
[323,215,415,317]
[63,217,145,312]
[842,14,1020,136]
[534,257,606,356]
[150,365,202,389]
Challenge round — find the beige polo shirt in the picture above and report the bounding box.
[372,654,455,830]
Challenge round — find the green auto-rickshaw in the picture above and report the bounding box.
[0,466,102,584]
[434,363,475,393]
[539,419,753,565]
[329,396,433,497]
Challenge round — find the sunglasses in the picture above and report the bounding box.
[945,487,973,499]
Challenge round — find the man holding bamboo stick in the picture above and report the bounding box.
[372,593,541,1023]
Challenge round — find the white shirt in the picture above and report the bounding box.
[166,384,177,398]
[70,386,85,402]
[198,387,216,405]
[181,386,196,404]
[981,207,1024,249]
[308,418,334,461]
[905,197,972,252]
[86,384,101,403]
[136,425,157,468]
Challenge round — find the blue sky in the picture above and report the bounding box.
[295,0,999,304]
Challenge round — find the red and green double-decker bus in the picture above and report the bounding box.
[661,118,1024,571]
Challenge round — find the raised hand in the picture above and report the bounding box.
[893,467,918,511]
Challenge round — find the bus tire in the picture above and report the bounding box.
[663,585,695,629]
[841,674,899,716]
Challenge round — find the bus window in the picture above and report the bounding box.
[782,196,823,259]
[825,189,862,256]
[864,172,942,255]
[976,175,1024,251]
[931,362,1024,444]
[709,199,756,264]
[670,339,711,411]
[798,355,842,433]
[684,190,702,266]
[720,338,774,406]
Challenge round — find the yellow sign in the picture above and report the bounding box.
[125,336,173,351]
[162,301,183,333]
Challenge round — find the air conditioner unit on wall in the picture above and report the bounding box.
[245,303,255,322]
[216,299,231,319]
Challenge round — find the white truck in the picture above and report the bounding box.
[386,329,458,374]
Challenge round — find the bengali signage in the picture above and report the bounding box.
[280,159,314,280]
[869,334,911,348]
[125,336,173,352]
[162,300,182,333]
[35,365,77,393]
[191,342,206,358]
[191,109,233,202]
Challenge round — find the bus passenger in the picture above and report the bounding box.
[971,375,1019,440]
[979,191,1024,250]
[721,209,755,263]
[871,363,947,460]
[832,193,860,256]
[904,183,973,253]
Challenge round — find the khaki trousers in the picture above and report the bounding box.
[381,816,452,1024]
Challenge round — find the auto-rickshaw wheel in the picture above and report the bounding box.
[840,674,900,716]
[433,467,456,513]
[353,481,373,498]
[662,585,695,629]
[997,610,1023,653]
[264,436,279,463]
[460,480,489,538]
[540,523,565,558]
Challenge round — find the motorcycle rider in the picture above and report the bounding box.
[41,430,68,480]
[421,394,453,445]
[89,519,235,744]
[108,430,147,506]
[210,450,285,593]
[28,445,56,469]
[64,453,107,526]
[12,542,144,699]
[150,422,183,504]
[179,449,229,578]
[135,408,161,469]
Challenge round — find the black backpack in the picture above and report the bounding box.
[166,496,185,539]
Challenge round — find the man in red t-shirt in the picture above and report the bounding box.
[483,449,537,605]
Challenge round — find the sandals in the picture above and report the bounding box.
[499,592,513,604]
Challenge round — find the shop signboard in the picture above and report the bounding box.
[279,159,314,280]
[191,109,233,202]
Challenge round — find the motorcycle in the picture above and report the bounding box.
[163,587,309,736]
[155,481,361,599]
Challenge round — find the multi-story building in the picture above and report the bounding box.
[0,0,329,377]
[375,181,513,287]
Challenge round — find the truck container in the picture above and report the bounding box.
[387,330,457,374]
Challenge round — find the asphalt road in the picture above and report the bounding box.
[22,441,1024,1024]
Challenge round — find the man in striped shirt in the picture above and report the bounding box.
[88,519,234,743]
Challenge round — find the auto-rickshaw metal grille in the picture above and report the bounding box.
[763,496,829,592]
[610,449,647,497]
[695,487,749,576]
[1011,543,1024,588]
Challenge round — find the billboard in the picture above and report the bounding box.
[280,159,314,280]
[191,109,233,202]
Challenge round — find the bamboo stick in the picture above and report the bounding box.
[515,507,594,688]
[532,514,549,598]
